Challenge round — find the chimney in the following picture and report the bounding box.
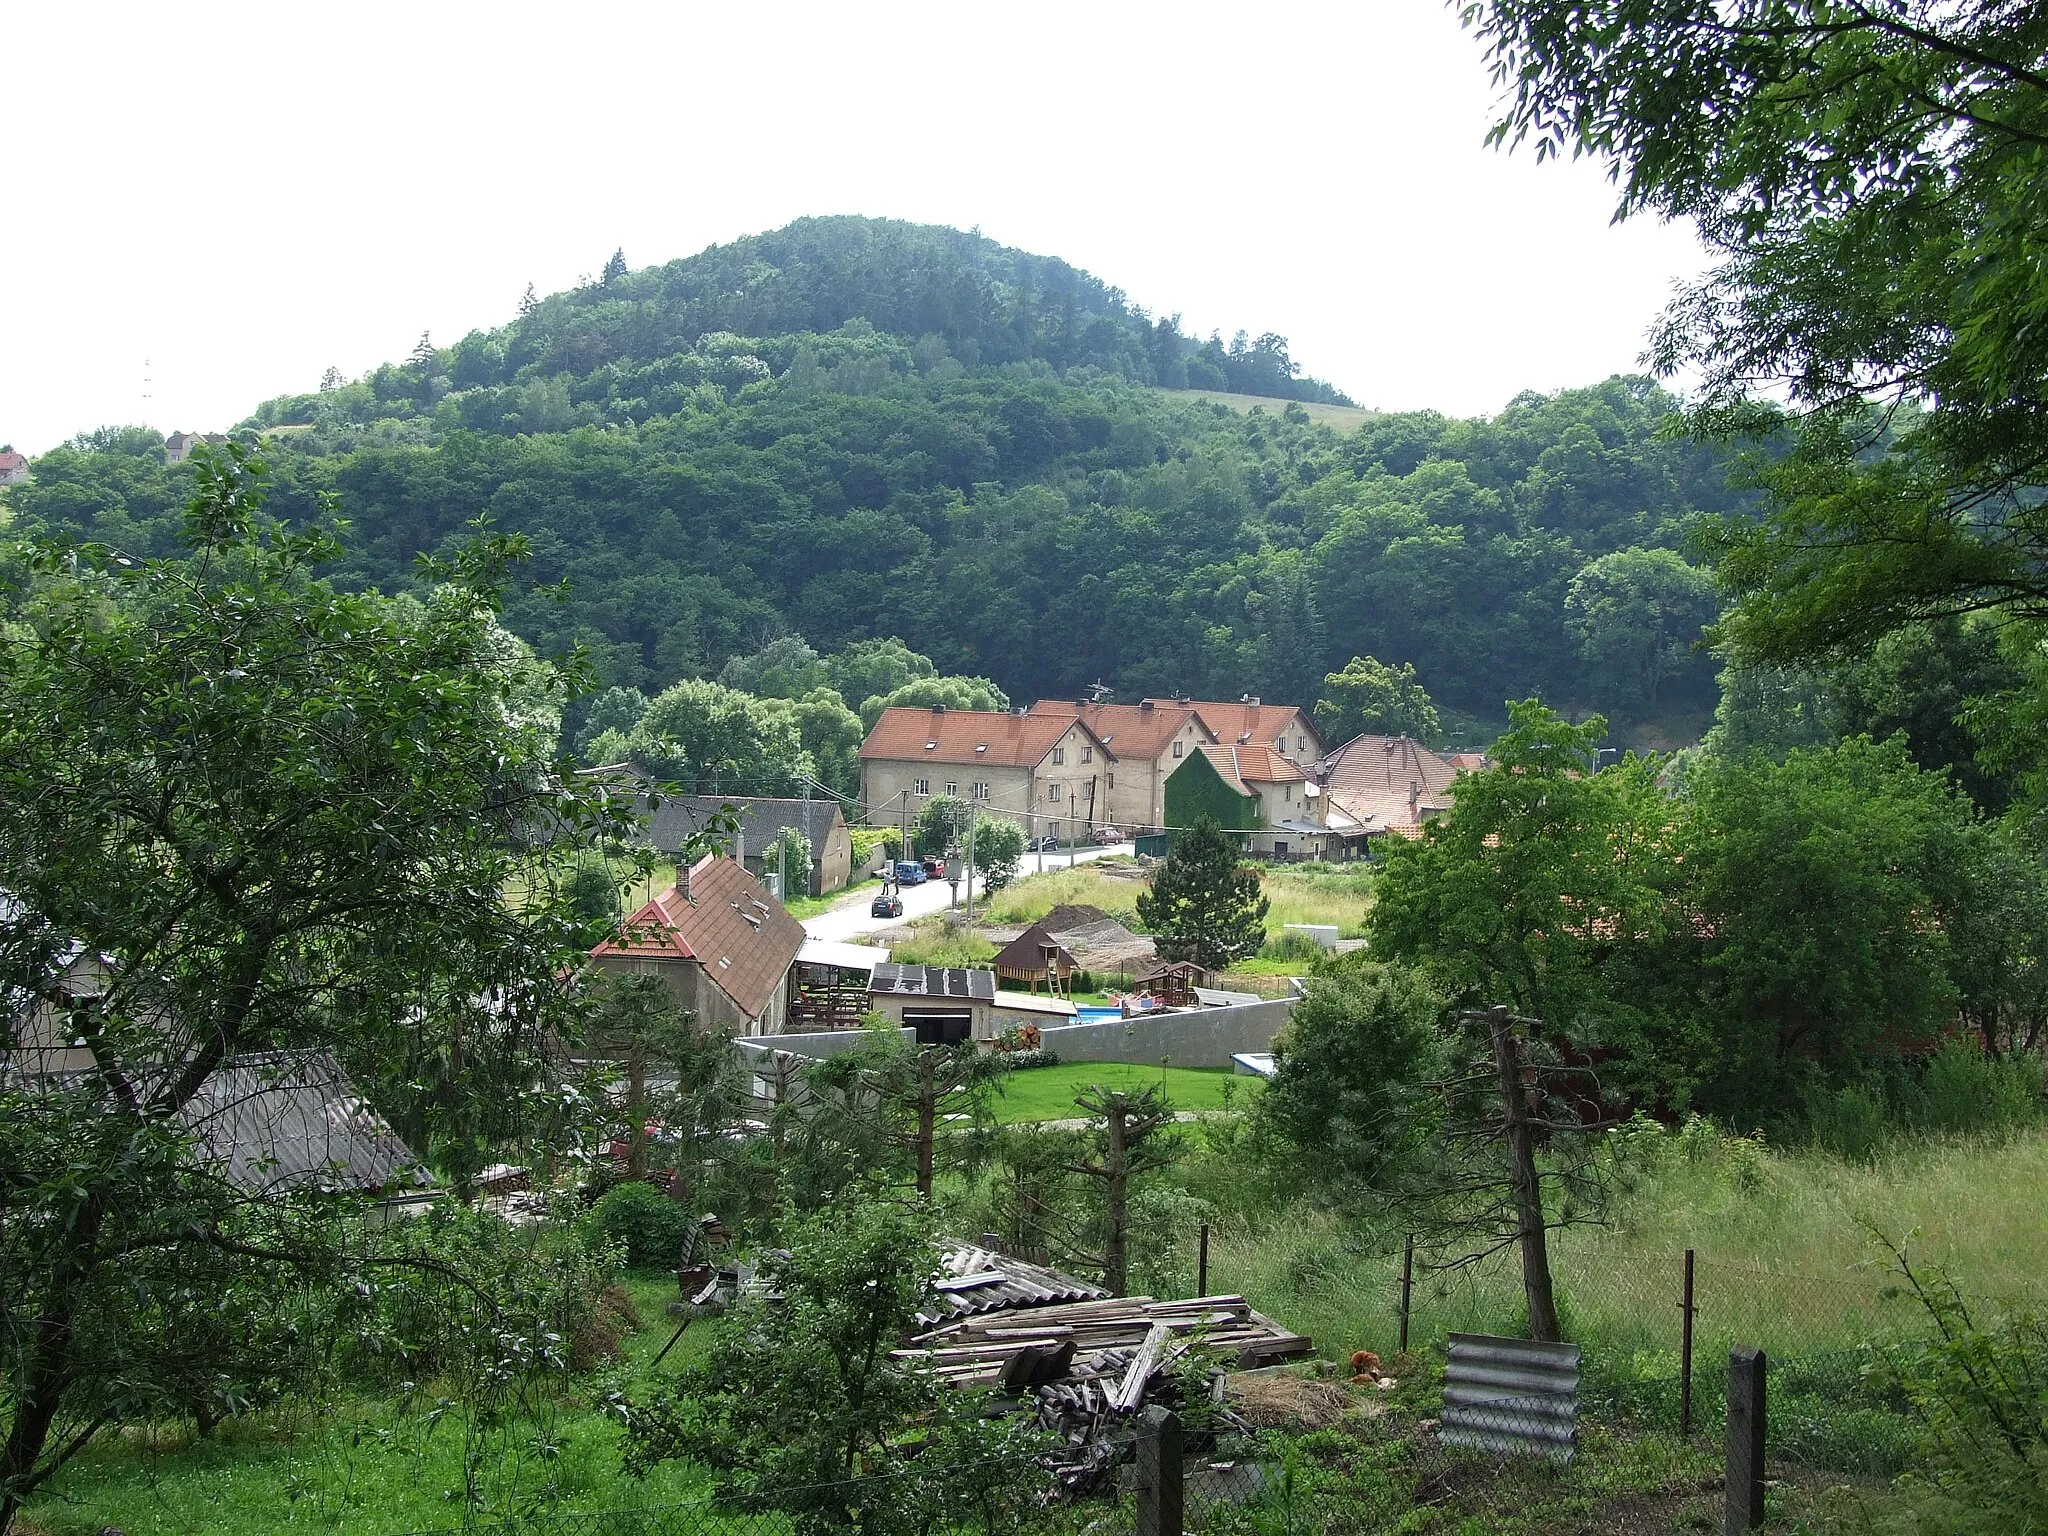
[1409,780,1419,809]
[1140,699,1155,712]
[931,702,947,714]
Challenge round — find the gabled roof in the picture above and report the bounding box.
[1160,700,1321,753]
[0,450,26,472]
[991,921,1079,977]
[1193,742,1306,794]
[642,793,846,860]
[858,707,1112,768]
[1319,734,1462,832]
[590,854,805,1020]
[1026,700,1212,760]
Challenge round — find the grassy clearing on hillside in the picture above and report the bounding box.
[987,1063,1252,1123]
[1153,387,1381,432]
[1190,1125,2048,1376]
[981,860,1374,940]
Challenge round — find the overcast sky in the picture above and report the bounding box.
[0,0,1704,455]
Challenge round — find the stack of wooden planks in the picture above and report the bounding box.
[899,1292,1312,1391]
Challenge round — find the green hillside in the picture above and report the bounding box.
[5,217,1752,759]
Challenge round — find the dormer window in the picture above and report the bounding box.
[975,743,988,753]
[925,741,938,751]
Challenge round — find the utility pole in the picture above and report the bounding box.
[965,797,978,921]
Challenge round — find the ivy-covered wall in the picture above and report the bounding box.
[1162,751,1261,849]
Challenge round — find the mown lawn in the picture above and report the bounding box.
[987,1062,1254,1123]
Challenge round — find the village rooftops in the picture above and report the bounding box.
[1193,741,1307,796]
[858,706,1114,768]
[640,791,842,857]
[1154,698,1321,755]
[1027,699,1209,760]
[589,854,805,1020]
[1318,733,1462,832]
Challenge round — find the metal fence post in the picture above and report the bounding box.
[1135,1403,1183,1536]
[1398,1233,1415,1354]
[1197,1223,1210,1296]
[1679,1248,1697,1437]
[1726,1347,1766,1535]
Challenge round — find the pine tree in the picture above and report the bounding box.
[319,366,343,392]
[602,247,627,284]
[408,331,435,371]
[1135,816,1269,970]
[518,282,540,319]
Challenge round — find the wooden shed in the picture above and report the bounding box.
[992,921,1079,996]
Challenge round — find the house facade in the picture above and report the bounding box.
[0,450,27,487]
[1026,699,1215,835]
[586,854,805,1036]
[1160,742,1339,858]
[644,793,854,896]
[857,706,1115,844]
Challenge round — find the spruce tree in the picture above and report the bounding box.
[1136,815,1269,970]
[602,247,627,284]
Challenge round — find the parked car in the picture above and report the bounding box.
[1026,835,1060,852]
[1091,825,1124,845]
[922,855,947,879]
[893,859,928,886]
[870,891,905,919]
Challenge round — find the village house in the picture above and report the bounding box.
[857,705,1115,844]
[0,449,28,486]
[1160,741,1344,859]
[1025,698,1215,835]
[163,430,227,463]
[586,853,805,1036]
[642,792,854,896]
[1316,733,1464,851]
[1168,698,1324,769]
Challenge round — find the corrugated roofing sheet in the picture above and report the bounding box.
[176,1049,429,1198]
[869,963,997,1000]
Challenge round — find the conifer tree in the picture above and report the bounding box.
[602,247,627,284]
[1136,816,1268,969]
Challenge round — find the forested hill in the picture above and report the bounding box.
[6,217,1754,751]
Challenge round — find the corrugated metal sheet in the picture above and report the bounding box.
[915,1239,1109,1326]
[870,964,997,1001]
[176,1049,431,1199]
[1439,1332,1580,1462]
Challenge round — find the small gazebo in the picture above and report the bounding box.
[992,922,1080,997]
[1133,958,1207,1009]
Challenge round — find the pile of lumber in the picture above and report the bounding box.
[900,1292,1311,1391]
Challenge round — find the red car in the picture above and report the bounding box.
[1091,825,1124,845]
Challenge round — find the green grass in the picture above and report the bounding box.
[1152,386,1381,433]
[987,1062,1253,1123]
[981,860,1374,941]
[887,921,999,967]
[20,1275,717,1536]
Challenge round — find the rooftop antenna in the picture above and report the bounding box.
[142,357,153,421]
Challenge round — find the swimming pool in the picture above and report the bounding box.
[1074,1005,1122,1022]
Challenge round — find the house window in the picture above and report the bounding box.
[971,781,990,800]
[945,781,958,797]
[1048,783,1062,803]
[914,778,930,797]
[1081,745,1093,763]
[1052,747,1066,765]
[1172,741,1184,758]
[1107,773,1115,789]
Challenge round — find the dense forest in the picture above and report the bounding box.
[5,217,1751,749]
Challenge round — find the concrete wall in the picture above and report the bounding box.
[732,1027,914,1065]
[1033,997,1294,1070]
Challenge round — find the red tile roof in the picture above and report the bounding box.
[0,451,26,473]
[1194,742,1307,795]
[1156,700,1320,753]
[858,707,1112,767]
[1027,700,1212,760]
[589,854,804,1020]
[1320,734,1462,831]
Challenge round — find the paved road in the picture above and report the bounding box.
[801,842,1134,942]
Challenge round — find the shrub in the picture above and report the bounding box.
[1909,1040,2043,1136]
[584,1179,692,1269]
[1260,930,1326,964]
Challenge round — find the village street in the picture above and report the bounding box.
[801,840,1134,942]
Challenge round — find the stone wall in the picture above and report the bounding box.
[1033,997,1293,1070]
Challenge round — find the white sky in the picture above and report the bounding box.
[0,0,1704,455]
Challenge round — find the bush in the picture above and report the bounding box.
[850,827,897,865]
[989,1047,1061,1071]
[1259,930,1326,964]
[1909,1041,2042,1135]
[584,1179,693,1269]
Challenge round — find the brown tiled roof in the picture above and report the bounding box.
[589,854,803,1020]
[1028,700,1213,761]
[1320,735,1462,832]
[1194,742,1307,795]
[0,451,26,472]
[858,707,1112,767]
[991,921,1078,977]
[1160,700,1321,752]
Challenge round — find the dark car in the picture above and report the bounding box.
[870,891,905,919]
[892,860,928,886]
[1026,835,1059,852]
[1091,825,1125,845]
